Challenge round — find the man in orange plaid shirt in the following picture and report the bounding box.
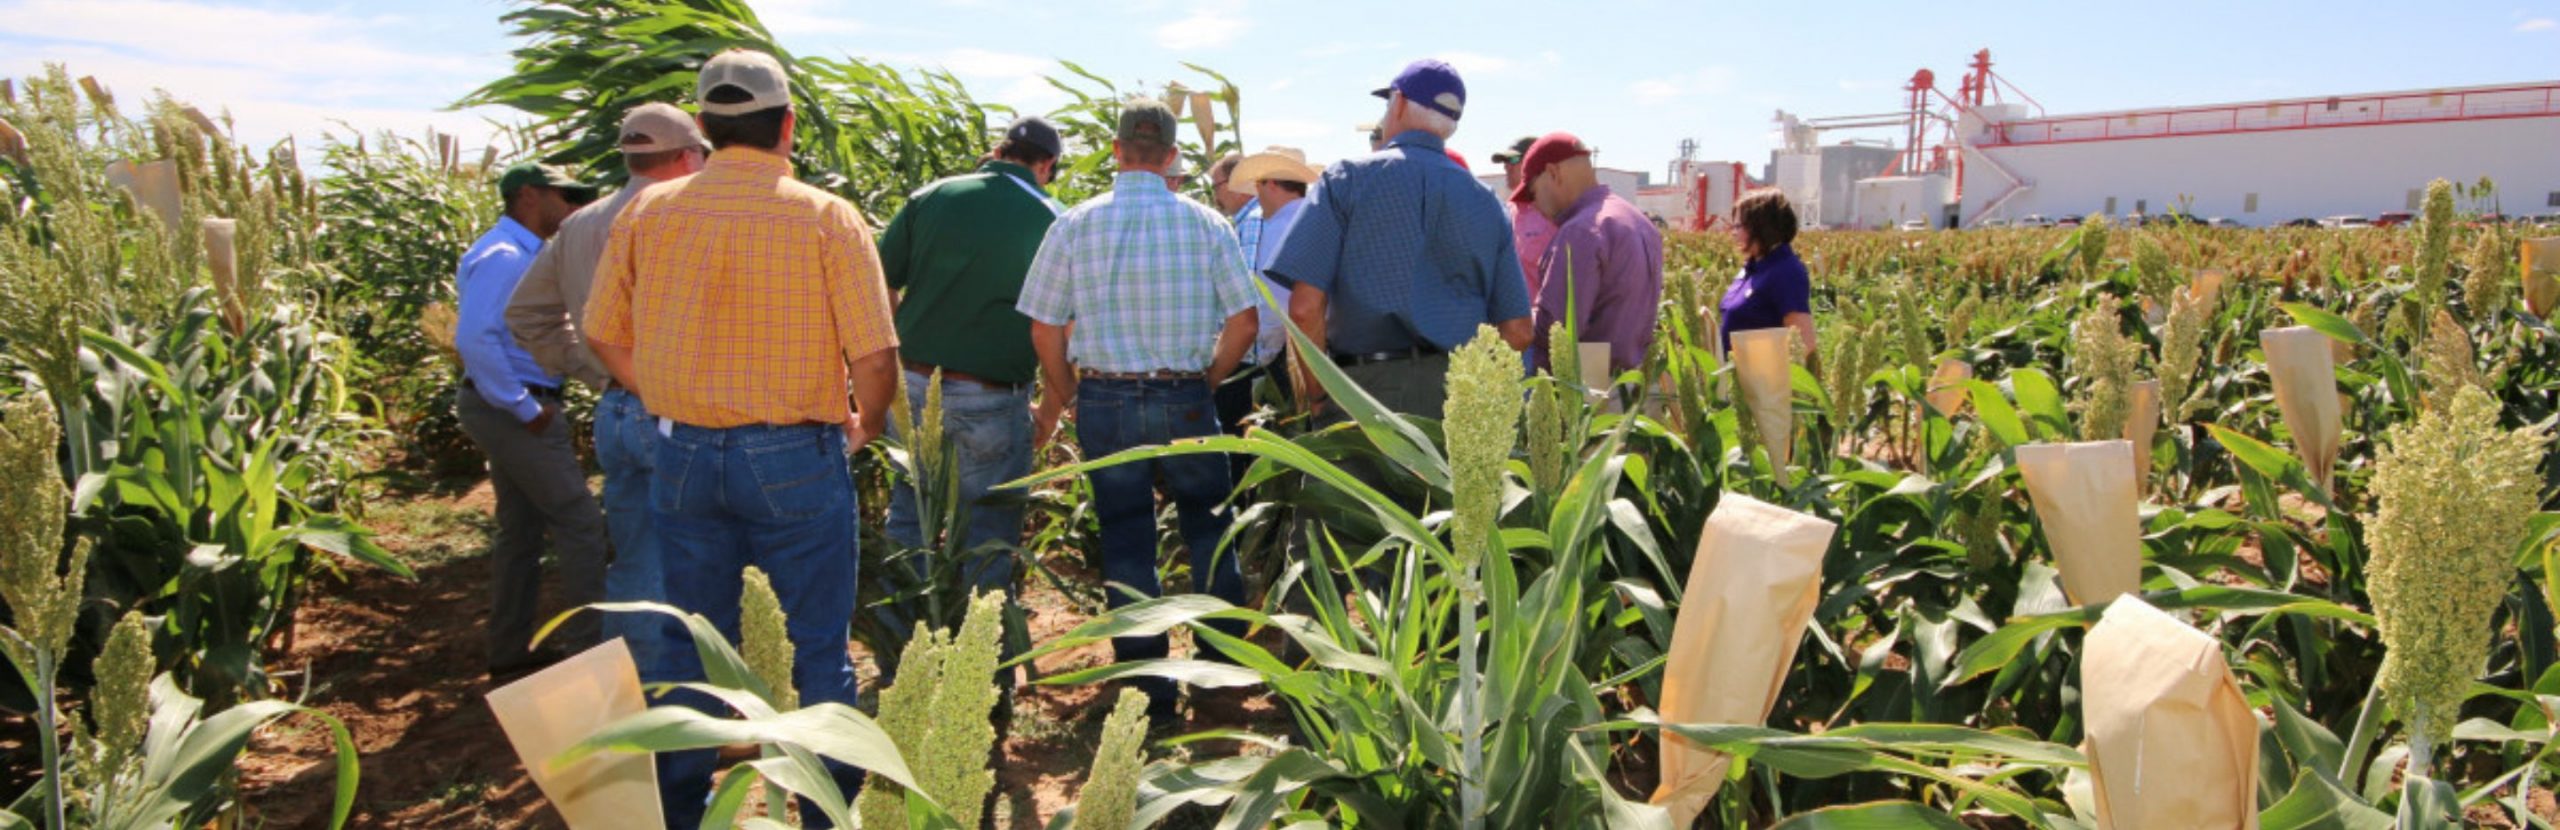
[582,48,898,827]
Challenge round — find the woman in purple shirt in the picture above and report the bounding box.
[1716,189,1817,356]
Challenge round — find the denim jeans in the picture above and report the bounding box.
[592,388,679,684]
[1077,378,1247,710]
[884,369,1034,595]
[646,422,863,829]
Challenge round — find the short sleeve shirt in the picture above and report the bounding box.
[1263,130,1531,355]
[1015,171,1260,373]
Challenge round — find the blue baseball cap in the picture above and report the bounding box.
[1371,59,1465,120]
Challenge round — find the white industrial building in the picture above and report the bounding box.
[1667,52,2560,231]
[1958,83,2560,225]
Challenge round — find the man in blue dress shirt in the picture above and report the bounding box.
[453,162,609,679]
[1266,59,1533,421]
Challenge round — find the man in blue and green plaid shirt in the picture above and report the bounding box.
[1016,97,1259,721]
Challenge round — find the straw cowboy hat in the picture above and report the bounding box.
[1227,146,1321,196]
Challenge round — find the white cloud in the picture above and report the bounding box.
[1300,41,1398,60]
[936,47,1052,78]
[1630,67,1738,104]
[2520,17,2557,31]
[756,0,868,36]
[0,0,512,154]
[1155,1,1249,50]
[1437,51,1513,76]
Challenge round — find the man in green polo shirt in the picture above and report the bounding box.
[876,115,1064,632]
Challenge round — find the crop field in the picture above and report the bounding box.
[8,1,2560,828]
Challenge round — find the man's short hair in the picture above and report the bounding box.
[993,137,1056,166]
[1262,179,1308,197]
[700,83,790,151]
[1733,189,1799,251]
[624,147,692,174]
[1397,92,1459,140]
[1209,152,1243,181]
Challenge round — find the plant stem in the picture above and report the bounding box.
[1457,580,1483,830]
[37,651,65,830]
[2410,709,2436,776]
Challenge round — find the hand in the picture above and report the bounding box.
[523,400,560,434]
[1032,395,1068,449]
[843,414,883,454]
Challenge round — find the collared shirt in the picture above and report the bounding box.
[878,160,1061,385]
[1231,202,1265,266]
[1016,171,1259,374]
[585,148,900,428]
[455,216,559,423]
[1249,198,1306,362]
[505,173,662,391]
[1719,242,1812,354]
[1532,185,1664,373]
[1509,200,1559,297]
[1264,130,1530,355]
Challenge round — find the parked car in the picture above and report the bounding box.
[2375,211,2415,227]
[2203,217,2246,228]
[2016,214,2055,228]
[1899,218,1933,232]
[2282,217,2322,228]
[1977,218,2011,229]
[2321,215,2374,229]
[2533,214,2560,229]
[2056,216,2083,228]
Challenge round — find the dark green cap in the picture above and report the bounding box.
[497,162,594,199]
[1488,135,1538,165]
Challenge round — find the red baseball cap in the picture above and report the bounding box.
[1509,131,1593,202]
[1445,148,1470,171]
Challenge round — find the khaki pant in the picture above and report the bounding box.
[454,388,607,670]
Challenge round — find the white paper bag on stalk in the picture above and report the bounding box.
[2016,440,2141,605]
[202,218,246,337]
[1189,91,1219,149]
[1925,359,1972,417]
[1648,494,1837,828]
[2259,326,2342,493]
[110,159,184,231]
[2082,595,2261,830]
[2527,238,2560,319]
[486,639,665,830]
[2125,379,2160,493]
[1729,327,1796,486]
[1577,341,1619,412]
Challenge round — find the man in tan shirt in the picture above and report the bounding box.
[503,101,706,696]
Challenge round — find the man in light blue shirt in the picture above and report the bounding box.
[453,161,609,679]
[1016,98,1259,721]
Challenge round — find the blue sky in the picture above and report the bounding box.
[7,0,2559,181]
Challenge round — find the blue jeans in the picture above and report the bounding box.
[884,369,1034,595]
[593,389,680,684]
[1077,378,1247,709]
[646,422,863,829]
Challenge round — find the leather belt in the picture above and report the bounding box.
[1078,368,1206,381]
[464,378,562,398]
[1331,346,1443,367]
[903,360,1025,391]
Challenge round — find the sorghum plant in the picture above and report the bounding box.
[1069,689,1149,830]
[2070,305,2138,441]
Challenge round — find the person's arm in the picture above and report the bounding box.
[584,209,645,398]
[1287,284,1331,403]
[504,237,588,387]
[455,244,552,428]
[1029,320,1074,446]
[1488,200,1534,353]
[1779,260,1817,358]
[876,198,917,307]
[826,205,903,453]
[1208,308,1256,387]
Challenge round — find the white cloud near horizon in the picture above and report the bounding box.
[1155,0,1249,50]
[1631,66,1738,104]
[2519,17,2557,31]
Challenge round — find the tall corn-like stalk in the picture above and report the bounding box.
[0,391,91,830]
[1444,326,1524,829]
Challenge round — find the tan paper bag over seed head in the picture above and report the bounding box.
[2527,238,2560,318]
[1190,91,1219,148]
[1649,494,1838,828]
[109,159,184,231]
[1926,359,1972,417]
[2126,379,2159,491]
[2260,326,2342,491]
[1730,327,1797,485]
[202,218,245,336]
[2190,268,2227,305]
[2016,440,2142,604]
[2082,595,2261,830]
[485,639,665,830]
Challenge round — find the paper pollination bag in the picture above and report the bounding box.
[2527,238,2560,319]
[2081,595,2261,830]
[1649,494,1838,829]
[202,218,245,336]
[2125,379,2160,490]
[1729,328,1797,486]
[106,158,184,230]
[2016,440,2142,605]
[2259,327,2342,492]
[1190,91,1220,148]
[486,639,666,830]
[1925,359,1972,417]
[2189,268,2228,305]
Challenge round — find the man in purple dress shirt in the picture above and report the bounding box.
[1517,131,1663,374]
